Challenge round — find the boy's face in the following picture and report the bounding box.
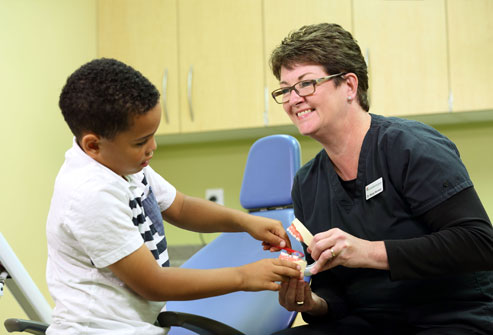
[89,103,161,177]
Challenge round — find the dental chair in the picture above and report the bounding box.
[1,233,51,334]
[4,134,302,335]
[164,134,302,334]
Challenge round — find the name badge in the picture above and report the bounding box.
[365,177,383,200]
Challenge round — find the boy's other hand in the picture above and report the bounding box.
[243,216,292,251]
[238,258,301,292]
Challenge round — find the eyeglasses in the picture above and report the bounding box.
[271,72,346,104]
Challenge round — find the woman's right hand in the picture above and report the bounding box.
[238,258,301,292]
[278,277,328,315]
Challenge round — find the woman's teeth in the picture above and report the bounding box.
[297,109,313,117]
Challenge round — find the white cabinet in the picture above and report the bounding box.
[353,0,449,116]
[98,0,180,134]
[98,0,493,139]
[98,0,266,135]
[447,0,493,112]
[177,0,265,132]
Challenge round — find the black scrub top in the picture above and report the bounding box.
[292,114,492,333]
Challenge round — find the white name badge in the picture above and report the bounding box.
[365,177,384,200]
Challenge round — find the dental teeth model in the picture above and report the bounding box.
[286,218,317,277]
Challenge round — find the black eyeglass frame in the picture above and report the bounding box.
[271,72,346,104]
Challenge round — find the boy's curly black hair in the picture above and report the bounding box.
[59,58,160,140]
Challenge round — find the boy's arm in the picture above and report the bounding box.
[108,244,301,301]
[162,191,291,249]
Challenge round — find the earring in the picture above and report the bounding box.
[347,96,353,102]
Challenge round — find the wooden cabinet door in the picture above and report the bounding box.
[177,0,265,132]
[353,0,449,116]
[447,0,493,112]
[263,0,353,126]
[98,0,181,134]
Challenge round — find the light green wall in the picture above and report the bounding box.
[153,122,493,246]
[150,136,323,246]
[435,122,493,216]
[0,0,97,323]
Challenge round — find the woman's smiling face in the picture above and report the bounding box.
[280,64,347,137]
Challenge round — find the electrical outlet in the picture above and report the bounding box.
[205,188,224,206]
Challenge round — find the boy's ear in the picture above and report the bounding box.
[80,133,102,159]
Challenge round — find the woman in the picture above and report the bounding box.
[270,23,493,335]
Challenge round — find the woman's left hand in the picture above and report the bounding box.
[307,228,389,274]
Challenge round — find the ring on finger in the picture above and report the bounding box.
[331,248,336,258]
[296,301,304,305]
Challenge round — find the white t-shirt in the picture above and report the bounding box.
[46,140,176,335]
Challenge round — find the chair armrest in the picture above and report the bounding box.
[4,318,48,334]
[157,311,244,335]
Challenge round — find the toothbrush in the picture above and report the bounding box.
[304,262,316,277]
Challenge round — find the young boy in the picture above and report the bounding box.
[46,58,300,334]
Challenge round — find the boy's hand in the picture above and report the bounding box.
[243,216,292,251]
[238,258,301,292]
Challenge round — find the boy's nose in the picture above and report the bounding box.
[146,138,157,157]
[150,137,157,151]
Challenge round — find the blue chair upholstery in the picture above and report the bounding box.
[165,134,302,334]
[240,134,301,210]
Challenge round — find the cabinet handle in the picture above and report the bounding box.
[161,69,169,124]
[187,66,194,121]
[264,86,269,126]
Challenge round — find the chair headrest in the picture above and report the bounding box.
[240,135,301,210]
